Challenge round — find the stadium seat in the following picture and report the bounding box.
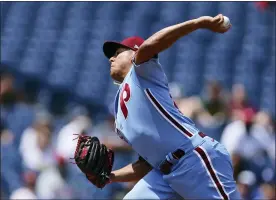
[260,56,275,116]
[218,2,246,26]
[159,2,189,24]
[1,2,40,66]
[19,32,58,79]
[74,49,109,104]
[1,2,14,24]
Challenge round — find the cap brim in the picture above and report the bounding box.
[103,41,134,59]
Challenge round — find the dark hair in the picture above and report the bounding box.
[0,118,7,133]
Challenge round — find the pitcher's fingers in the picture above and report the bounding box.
[213,15,221,23]
[218,14,224,25]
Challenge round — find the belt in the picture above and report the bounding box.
[159,132,207,175]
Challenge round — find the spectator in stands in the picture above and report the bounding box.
[251,111,275,164]
[19,109,55,172]
[229,83,256,121]
[0,118,14,146]
[35,156,74,199]
[222,109,274,161]
[0,71,17,106]
[231,110,267,160]
[260,183,275,200]
[168,82,202,122]
[196,80,228,127]
[9,170,37,200]
[54,106,96,199]
[237,170,265,200]
[220,106,256,178]
[176,95,203,121]
[220,108,276,183]
[168,82,203,121]
[203,80,227,118]
[55,106,92,160]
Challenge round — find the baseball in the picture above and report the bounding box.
[222,16,231,29]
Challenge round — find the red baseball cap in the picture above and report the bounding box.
[103,36,144,59]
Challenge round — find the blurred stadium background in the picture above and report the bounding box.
[0,1,275,200]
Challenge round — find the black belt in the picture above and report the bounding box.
[159,132,206,175]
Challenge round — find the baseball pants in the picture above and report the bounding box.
[123,137,241,199]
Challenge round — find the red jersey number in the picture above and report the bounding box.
[120,83,131,119]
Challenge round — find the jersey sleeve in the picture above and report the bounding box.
[132,55,168,84]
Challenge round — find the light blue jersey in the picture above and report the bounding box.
[113,58,241,199]
[114,57,200,168]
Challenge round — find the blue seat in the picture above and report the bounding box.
[19,30,59,79]
[172,70,201,96]
[93,2,128,20]
[74,44,109,104]
[159,2,189,24]
[218,2,246,25]
[246,2,273,26]
[91,20,123,40]
[260,61,275,116]
[1,3,40,66]
[1,2,14,24]
[159,48,176,81]
[4,2,40,27]
[173,47,205,95]
[188,2,218,18]
[1,42,22,64]
[204,62,232,89]
[47,57,81,91]
[35,2,68,29]
[122,19,152,39]
[46,15,89,90]
[1,32,26,62]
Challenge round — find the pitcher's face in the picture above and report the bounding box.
[109,48,135,83]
